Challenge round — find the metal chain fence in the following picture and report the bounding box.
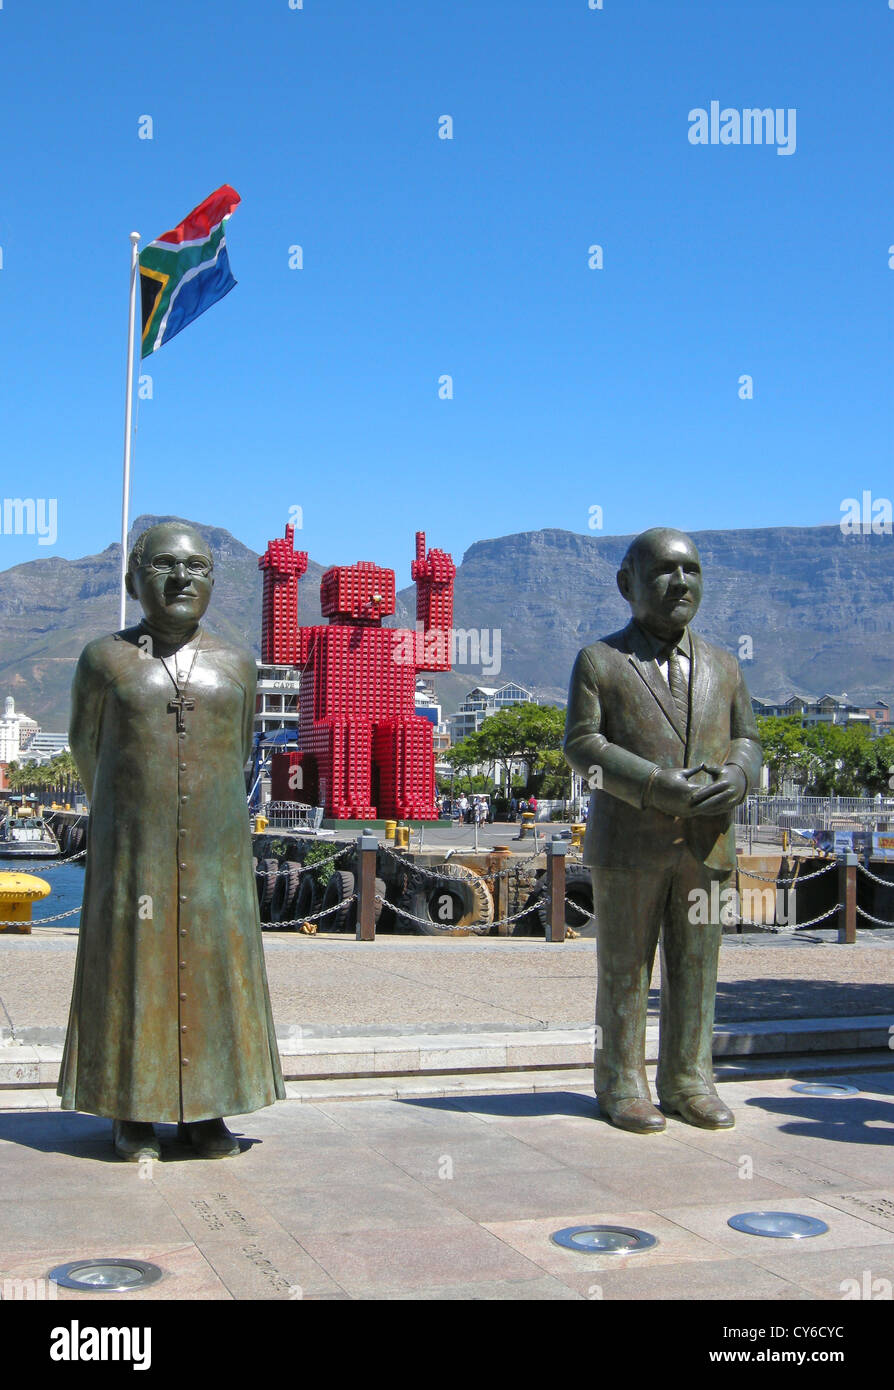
[856,862,894,888]
[738,861,837,886]
[0,905,83,927]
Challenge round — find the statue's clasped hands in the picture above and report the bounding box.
[646,762,747,818]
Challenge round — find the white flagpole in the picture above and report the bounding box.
[119,230,142,629]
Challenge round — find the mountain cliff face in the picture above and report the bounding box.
[1,517,891,729]
[0,515,326,730]
[433,525,894,709]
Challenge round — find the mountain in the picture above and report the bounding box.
[0,517,891,730]
[0,515,327,730]
[428,525,894,712]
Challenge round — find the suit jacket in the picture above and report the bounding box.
[564,621,762,871]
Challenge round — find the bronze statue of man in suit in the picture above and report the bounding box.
[564,528,761,1133]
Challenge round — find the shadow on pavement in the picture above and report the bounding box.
[744,1091,894,1146]
[0,1112,256,1162]
[400,1091,598,1119]
[714,978,893,1023]
[0,1110,119,1160]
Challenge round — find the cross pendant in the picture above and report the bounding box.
[168,693,196,733]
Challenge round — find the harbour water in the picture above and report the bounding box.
[2,858,84,930]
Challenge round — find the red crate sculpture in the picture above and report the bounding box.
[258,522,308,665]
[259,526,455,820]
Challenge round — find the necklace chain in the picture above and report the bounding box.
[158,634,202,696]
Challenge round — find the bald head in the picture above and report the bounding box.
[619,528,698,579]
[617,527,702,640]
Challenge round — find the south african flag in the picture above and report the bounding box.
[139,185,241,357]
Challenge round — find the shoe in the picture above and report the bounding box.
[113,1120,160,1162]
[177,1118,241,1159]
[598,1096,666,1134]
[661,1094,735,1129]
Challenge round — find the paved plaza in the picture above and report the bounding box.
[1,1069,893,1301]
[3,930,893,1040]
[2,922,892,1301]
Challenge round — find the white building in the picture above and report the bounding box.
[414,677,442,724]
[254,663,301,738]
[0,697,39,764]
[445,682,537,789]
[752,693,882,735]
[23,732,71,764]
[447,682,534,744]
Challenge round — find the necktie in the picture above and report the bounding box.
[662,645,689,726]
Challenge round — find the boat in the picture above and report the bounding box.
[0,812,61,859]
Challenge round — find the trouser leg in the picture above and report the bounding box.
[656,857,729,1103]
[592,865,670,1103]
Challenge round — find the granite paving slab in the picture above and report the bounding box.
[1,1071,892,1301]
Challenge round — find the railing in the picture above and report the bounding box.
[737,795,894,829]
[281,835,573,942]
[262,834,894,945]
[264,802,324,830]
[11,829,894,941]
[256,837,894,944]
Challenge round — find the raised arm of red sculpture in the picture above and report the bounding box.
[258,523,309,667]
[411,531,455,672]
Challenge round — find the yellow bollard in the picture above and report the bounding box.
[520,811,535,838]
[0,872,51,935]
[396,824,409,848]
[570,823,586,850]
[254,814,269,833]
[385,819,397,842]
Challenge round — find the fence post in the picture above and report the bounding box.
[356,834,378,941]
[491,849,512,936]
[546,838,567,943]
[837,852,857,944]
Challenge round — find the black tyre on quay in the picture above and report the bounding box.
[255,858,279,920]
[270,861,303,925]
[373,877,388,925]
[294,869,319,923]
[321,869,356,931]
[512,862,595,936]
[396,862,494,935]
[66,825,86,857]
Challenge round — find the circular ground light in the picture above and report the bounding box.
[48,1259,163,1292]
[551,1225,658,1254]
[728,1211,829,1239]
[791,1082,859,1097]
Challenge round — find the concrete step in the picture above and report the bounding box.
[2,1053,891,1111]
[275,1016,894,1081]
[1,1015,891,1090]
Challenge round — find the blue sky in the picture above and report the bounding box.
[0,0,891,578]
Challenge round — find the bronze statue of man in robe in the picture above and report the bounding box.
[58,521,285,1160]
[564,528,762,1134]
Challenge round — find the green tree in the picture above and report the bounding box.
[445,702,566,792]
[43,750,79,802]
[536,747,573,798]
[757,715,889,797]
[756,716,810,792]
[857,732,894,796]
[802,723,873,796]
[5,760,43,796]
